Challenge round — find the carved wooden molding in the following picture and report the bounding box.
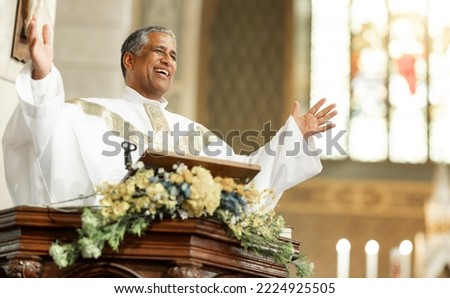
[62,262,142,278]
[0,207,294,278]
[3,255,42,278]
[164,262,203,278]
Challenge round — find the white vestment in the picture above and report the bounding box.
[2,62,322,210]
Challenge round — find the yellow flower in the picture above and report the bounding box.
[146,183,167,198]
[99,196,116,220]
[243,188,262,204]
[112,200,130,217]
[169,173,184,184]
[235,184,245,196]
[160,196,177,213]
[182,166,221,217]
[181,169,193,183]
[219,177,237,192]
[133,196,150,212]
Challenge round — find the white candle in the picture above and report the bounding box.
[399,240,413,278]
[336,238,351,278]
[413,233,425,277]
[365,240,379,278]
[389,247,400,277]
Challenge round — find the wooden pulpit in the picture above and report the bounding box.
[0,206,299,278]
[0,152,300,278]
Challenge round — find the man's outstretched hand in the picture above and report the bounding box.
[291,98,337,140]
[27,17,53,80]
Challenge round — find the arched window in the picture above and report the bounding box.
[310,0,450,164]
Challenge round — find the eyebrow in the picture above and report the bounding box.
[152,45,177,57]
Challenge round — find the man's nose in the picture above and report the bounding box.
[160,53,172,64]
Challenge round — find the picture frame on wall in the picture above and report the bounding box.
[12,0,31,62]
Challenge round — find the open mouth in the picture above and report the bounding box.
[155,68,169,77]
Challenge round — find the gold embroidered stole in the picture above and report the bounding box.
[66,98,152,146]
[66,98,215,154]
[143,104,170,132]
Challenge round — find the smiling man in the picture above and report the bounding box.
[2,20,337,209]
[121,27,177,101]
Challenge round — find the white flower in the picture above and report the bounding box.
[133,161,145,170]
[49,243,69,268]
[78,237,102,259]
[178,210,189,220]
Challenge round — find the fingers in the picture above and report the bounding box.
[27,18,52,46]
[27,18,37,44]
[291,100,301,117]
[308,98,326,115]
[317,122,336,133]
[316,104,337,120]
[42,24,52,45]
[313,98,338,130]
[321,110,338,125]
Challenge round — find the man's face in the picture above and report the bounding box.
[125,32,177,100]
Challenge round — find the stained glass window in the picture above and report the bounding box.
[310,0,350,159]
[309,0,450,164]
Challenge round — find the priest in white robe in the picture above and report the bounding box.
[2,19,337,210]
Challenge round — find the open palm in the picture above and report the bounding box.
[292,98,337,140]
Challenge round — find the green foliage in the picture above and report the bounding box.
[49,163,313,277]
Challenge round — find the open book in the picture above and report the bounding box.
[122,149,261,184]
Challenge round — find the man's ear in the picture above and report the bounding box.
[123,52,135,71]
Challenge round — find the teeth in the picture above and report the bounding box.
[155,69,169,77]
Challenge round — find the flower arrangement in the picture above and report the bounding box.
[49,162,314,277]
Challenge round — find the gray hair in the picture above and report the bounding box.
[120,25,176,78]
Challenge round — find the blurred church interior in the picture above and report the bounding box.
[1,0,450,278]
